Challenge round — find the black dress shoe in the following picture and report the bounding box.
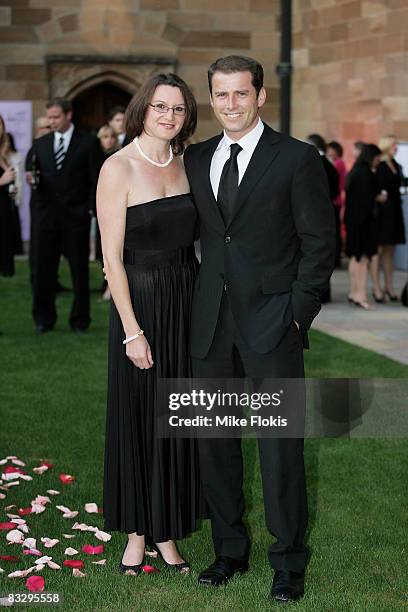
[198,556,248,587]
[271,569,305,603]
[36,324,53,334]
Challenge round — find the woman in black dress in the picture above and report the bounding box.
[345,144,386,309]
[97,74,203,575]
[0,115,16,278]
[374,135,405,301]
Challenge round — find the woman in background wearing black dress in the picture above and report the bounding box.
[97,74,203,576]
[372,135,405,301]
[345,144,387,310]
[0,115,16,279]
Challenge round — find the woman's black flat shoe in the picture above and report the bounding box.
[151,543,190,574]
[372,292,385,303]
[385,290,398,302]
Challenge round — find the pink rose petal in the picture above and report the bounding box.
[72,568,86,578]
[6,529,25,544]
[23,538,36,549]
[33,466,48,475]
[84,503,98,514]
[35,556,52,565]
[32,495,51,506]
[25,575,44,593]
[8,568,34,578]
[82,544,104,555]
[64,547,78,556]
[11,459,25,467]
[47,561,61,570]
[63,559,84,569]
[0,493,6,500]
[94,530,111,542]
[91,559,106,565]
[41,538,59,548]
[142,565,160,573]
[30,503,46,515]
[23,549,42,557]
[59,473,75,484]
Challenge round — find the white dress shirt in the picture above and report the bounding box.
[53,123,74,154]
[210,117,264,200]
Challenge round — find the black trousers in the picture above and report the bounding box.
[192,292,308,572]
[31,223,90,330]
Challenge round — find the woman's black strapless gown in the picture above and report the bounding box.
[103,194,204,539]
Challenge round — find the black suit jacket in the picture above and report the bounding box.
[31,128,99,230]
[184,122,336,357]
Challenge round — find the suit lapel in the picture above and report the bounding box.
[60,128,81,174]
[227,124,281,229]
[199,134,225,231]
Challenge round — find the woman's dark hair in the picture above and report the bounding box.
[327,140,343,158]
[6,132,17,153]
[208,55,264,96]
[124,73,197,156]
[355,143,381,166]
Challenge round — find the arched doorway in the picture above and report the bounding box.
[72,83,132,133]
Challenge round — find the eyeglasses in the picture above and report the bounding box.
[149,103,186,116]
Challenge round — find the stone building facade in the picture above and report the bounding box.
[0,0,407,158]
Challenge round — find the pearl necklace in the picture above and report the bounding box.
[133,136,173,168]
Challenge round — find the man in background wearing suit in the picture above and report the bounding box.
[30,97,98,333]
[184,56,335,603]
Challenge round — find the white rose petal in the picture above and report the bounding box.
[46,490,60,495]
[23,538,37,549]
[72,568,86,578]
[41,538,59,548]
[64,547,78,556]
[94,530,111,542]
[84,503,98,514]
[6,530,25,544]
[35,556,52,565]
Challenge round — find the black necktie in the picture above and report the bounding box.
[217,143,242,225]
[55,135,65,171]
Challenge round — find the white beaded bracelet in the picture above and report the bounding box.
[123,329,144,345]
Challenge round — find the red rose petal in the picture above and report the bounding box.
[0,555,20,561]
[40,461,53,468]
[142,565,159,573]
[82,544,104,555]
[59,473,75,484]
[3,466,27,475]
[26,575,45,593]
[63,560,84,569]
[0,522,17,530]
[18,507,32,516]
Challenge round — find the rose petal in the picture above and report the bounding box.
[20,475,33,481]
[63,559,84,569]
[0,522,17,531]
[32,495,51,506]
[84,503,98,514]
[41,538,59,548]
[64,547,78,556]
[33,466,48,475]
[0,555,20,562]
[25,575,44,593]
[23,549,42,557]
[142,565,160,573]
[0,493,6,500]
[6,529,25,544]
[46,490,60,496]
[35,556,52,565]
[82,544,104,555]
[72,568,86,578]
[18,507,32,516]
[11,459,25,467]
[59,473,75,484]
[2,473,20,481]
[63,534,75,539]
[8,569,34,578]
[47,561,61,570]
[5,481,20,487]
[40,461,53,469]
[17,525,29,534]
[3,466,26,475]
[91,559,106,565]
[30,503,46,515]
[10,518,26,525]
[94,530,111,542]
[22,538,37,549]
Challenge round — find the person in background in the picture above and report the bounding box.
[35,116,52,139]
[327,141,347,268]
[108,106,126,147]
[307,134,339,302]
[352,140,365,161]
[94,125,119,300]
[0,115,16,279]
[29,97,99,333]
[345,144,386,310]
[370,135,406,302]
[2,133,24,255]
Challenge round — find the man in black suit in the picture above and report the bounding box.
[184,56,335,603]
[30,98,98,333]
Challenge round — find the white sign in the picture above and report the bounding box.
[0,101,33,242]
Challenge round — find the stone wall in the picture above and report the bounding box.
[0,0,407,155]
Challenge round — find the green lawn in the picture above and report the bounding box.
[0,261,407,611]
